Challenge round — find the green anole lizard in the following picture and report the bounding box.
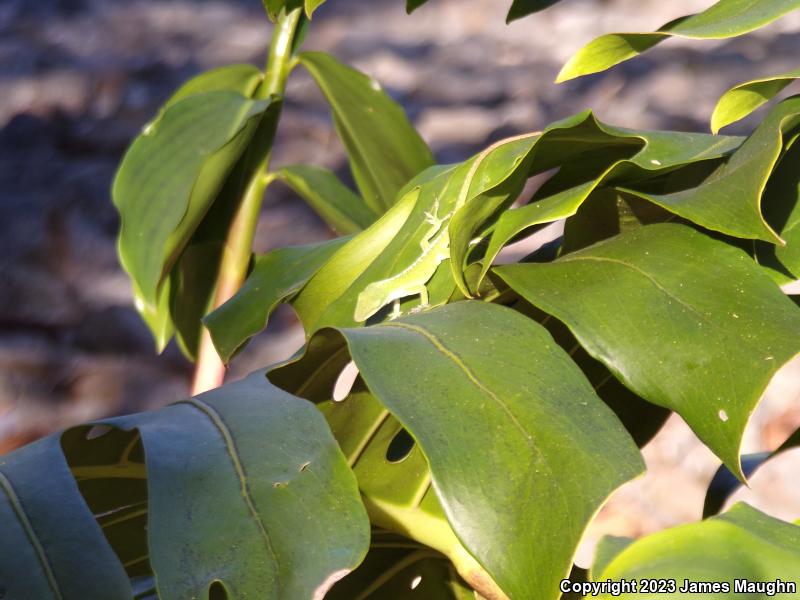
[353,132,539,323]
[354,200,453,322]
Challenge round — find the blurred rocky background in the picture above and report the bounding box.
[1,0,799,563]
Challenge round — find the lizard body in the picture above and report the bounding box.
[353,132,540,322]
[354,208,451,322]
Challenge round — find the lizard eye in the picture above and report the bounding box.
[333,360,359,402]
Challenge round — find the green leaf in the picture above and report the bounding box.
[299,52,435,213]
[406,0,562,21]
[593,503,800,597]
[470,112,742,287]
[497,223,800,479]
[560,189,676,255]
[327,544,473,599]
[205,237,349,363]
[590,536,633,581]
[0,435,132,599]
[712,67,800,133]
[61,426,151,580]
[621,96,800,245]
[263,0,304,20]
[305,0,326,17]
[276,301,643,599]
[113,91,270,308]
[506,0,563,22]
[756,133,800,285]
[406,0,429,12]
[558,0,800,82]
[274,165,379,234]
[165,64,263,108]
[168,241,223,358]
[79,373,369,599]
[292,132,544,332]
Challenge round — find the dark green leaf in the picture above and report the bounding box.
[497,223,800,479]
[113,91,270,308]
[275,165,378,234]
[406,0,430,12]
[291,131,543,332]
[327,544,472,599]
[558,0,800,82]
[712,67,800,133]
[168,241,223,358]
[165,64,263,108]
[0,435,132,599]
[589,536,633,581]
[593,503,800,595]
[621,97,800,245]
[407,0,562,21]
[88,373,369,599]
[756,133,800,285]
[299,52,434,213]
[277,301,643,599]
[522,298,672,447]
[205,238,349,362]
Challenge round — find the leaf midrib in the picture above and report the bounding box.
[183,398,281,593]
[0,471,64,600]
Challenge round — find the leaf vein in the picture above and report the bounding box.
[0,471,63,600]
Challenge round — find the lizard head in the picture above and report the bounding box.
[353,288,383,323]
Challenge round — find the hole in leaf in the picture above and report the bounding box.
[333,360,359,402]
[386,429,415,463]
[209,581,228,600]
[85,425,113,440]
[410,575,422,590]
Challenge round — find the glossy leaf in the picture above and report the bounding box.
[497,223,800,479]
[589,536,633,581]
[558,0,800,82]
[621,97,800,245]
[165,64,263,108]
[168,241,223,358]
[0,435,132,599]
[113,91,269,308]
[205,238,349,362]
[507,0,564,21]
[78,372,369,599]
[478,122,742,285]
[299,52,434,213]
[756,134,800,285]
[274,165,378,234]
[520,296,672,447]
[268,327,476,582]
[593,503,800,597]
[292,131,545,332]
[276,301,643,599]
[712,67,800,133]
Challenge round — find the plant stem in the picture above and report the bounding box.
[191,7,303,395]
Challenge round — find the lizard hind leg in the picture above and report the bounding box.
[407,285,431,315]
